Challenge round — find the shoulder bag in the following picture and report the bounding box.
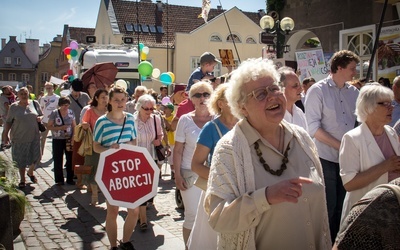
[33,101,46,132]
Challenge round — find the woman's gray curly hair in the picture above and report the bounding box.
[226,58,280,119]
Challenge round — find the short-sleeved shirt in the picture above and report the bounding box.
[68,92,90,124]
[48,109,75,139]
[40,94,60,123]
[186,67,206,91]
[6,101,42,143]
[175,99,195,119]
[82,107,101,131]
[197,117,230,164]
[94,113,137,147]
[175,113,202,170]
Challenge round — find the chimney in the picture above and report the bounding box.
[25,39,40,64]
[156,0,163,11]
[258,9,266,19]
[217,5,222,10]
[1,38,5,50]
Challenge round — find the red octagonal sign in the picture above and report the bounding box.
[95,144,160,209]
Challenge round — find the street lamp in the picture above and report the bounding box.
[259,14,295,58]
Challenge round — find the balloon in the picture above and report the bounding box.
[70,41,78,50]
[160,72,172,85]
[138,61,153,77]
[63,47,71,55]
[115,79,127,90]
[161,97,171,105]
[67,69,73,76]
[152,68,161,78]
[70,49,78,57]
[141,76,147,81]
[68,75,75,82]
[140,51,147,61]
[139,43,144,50]
[62,75,69,81]
[142,46,150,55]
[167,72,175,82]
[66,54,71,60]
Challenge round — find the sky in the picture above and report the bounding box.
[0,0,266,46]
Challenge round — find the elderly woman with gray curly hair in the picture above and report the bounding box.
[204,58,331,249]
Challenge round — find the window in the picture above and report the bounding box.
[41,72,48,82]
[210,34,222,42]
[156,26,164,34]
[125,23,134,32]
[226,34,242,43]
[141,24,149,33]
[246,37,257,44]
[21,73,29,83]
[149,25,157,33]
[4,57,11,65]
[8,73,16,81]
[14,57,21,65]
[0,73,3,81]
[133,24,141,33]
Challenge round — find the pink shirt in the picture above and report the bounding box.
[82,107,100,131]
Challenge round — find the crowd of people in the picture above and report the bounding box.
[2,50,400,249]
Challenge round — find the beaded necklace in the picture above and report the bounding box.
[254,127,290,176]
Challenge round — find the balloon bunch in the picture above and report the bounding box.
[136,43,176,86]
[63,40,80,82]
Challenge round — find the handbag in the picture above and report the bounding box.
[153,115,166,161]
[33,101,46,132]
[74,165,93,175]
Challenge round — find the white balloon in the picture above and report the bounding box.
[115,79,127,90]
[142,46,150,55]
[152,68,161,78]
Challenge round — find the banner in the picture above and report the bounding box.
[295,49,329,82]
[377,25,400,82]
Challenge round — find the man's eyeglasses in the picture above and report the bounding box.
[192,92,210,98]
[247,84,281,102]
[141,107,155,111]
[377,101,393,108]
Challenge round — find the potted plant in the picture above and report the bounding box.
[0,155,29,237]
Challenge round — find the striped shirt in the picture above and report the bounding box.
[94,113,136,147]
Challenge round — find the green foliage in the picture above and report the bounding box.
[267,0,285,12]
[0,156,29,211]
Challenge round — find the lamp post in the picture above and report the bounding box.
[259,13,295,59]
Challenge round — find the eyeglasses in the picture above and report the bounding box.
[141,107,155,111]
[247,84,281,102]
[377,101,393,108]
[192,92,211,98]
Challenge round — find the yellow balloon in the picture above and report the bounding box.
[167,72,175,82]
[141,52,147,61]
[66,54,71,60]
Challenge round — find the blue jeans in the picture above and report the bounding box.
[320,158,346,244]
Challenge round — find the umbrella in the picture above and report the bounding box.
[81,62,118,89]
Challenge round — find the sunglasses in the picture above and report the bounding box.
[141,107,155,111]
[192,92,211,98]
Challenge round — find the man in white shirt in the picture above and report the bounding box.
[40,82,60,156]
[305,50,360,242]
[278,67,308,130]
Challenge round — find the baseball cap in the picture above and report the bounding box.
[165,103,174,111]
[200,52,221,64]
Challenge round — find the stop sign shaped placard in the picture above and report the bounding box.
[95,144,160,209]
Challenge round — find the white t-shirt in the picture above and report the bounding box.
[40,94,60,123]
[175,114,202,170]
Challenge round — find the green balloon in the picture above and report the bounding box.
[138,61,153,77]
[70,49,78,57]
